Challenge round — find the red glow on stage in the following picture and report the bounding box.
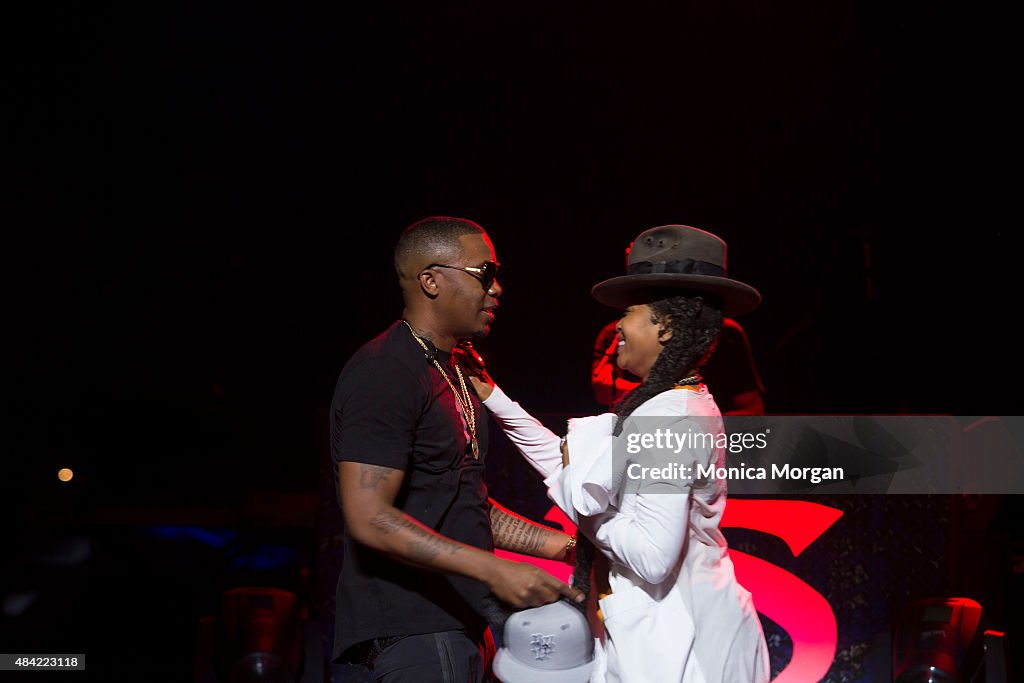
[722,499,844,556]
[732,550,837,683]
[725,500,843,682]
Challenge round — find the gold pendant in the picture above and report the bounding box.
[471,438,480,460]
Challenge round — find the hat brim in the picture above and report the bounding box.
[493,649,594,683]
[591,273,761,316]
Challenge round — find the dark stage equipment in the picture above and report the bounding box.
[220,587,303,683]
[892,597,1008,683]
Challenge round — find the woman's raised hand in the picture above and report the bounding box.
[455,341,495,400]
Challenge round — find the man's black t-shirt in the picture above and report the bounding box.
[330,321,492,662]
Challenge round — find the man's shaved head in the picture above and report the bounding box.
[394,216,486,281]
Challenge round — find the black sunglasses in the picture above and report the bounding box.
[427,261,500,290]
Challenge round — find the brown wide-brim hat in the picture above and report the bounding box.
[591,224,761,316]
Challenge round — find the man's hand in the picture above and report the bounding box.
[486,559,584,608]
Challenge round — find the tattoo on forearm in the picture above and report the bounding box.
[369,509,403,534]
[407,536,450,563]
[369,508,462,565]
[490,506,549,554]
[358,464,393,490]
[402,517,461,564]
[514,525,545,554]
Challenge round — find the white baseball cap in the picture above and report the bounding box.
[493,600,595,683]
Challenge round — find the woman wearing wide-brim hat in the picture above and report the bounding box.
[472,225,770,682]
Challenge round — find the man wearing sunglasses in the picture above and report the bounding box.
[330,216,582,682]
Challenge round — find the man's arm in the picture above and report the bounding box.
[338,461,582,607]
[488,498,574,563]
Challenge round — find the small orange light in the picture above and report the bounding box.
[57,468,74,482]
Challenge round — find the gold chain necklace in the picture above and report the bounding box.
[402,320,479,459]
[674,373,703,389]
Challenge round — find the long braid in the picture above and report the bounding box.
[570,294,723,608]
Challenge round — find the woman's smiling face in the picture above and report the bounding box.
[615,304,671,381]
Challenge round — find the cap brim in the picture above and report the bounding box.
[591,273,761,316]
[493,649,594,683]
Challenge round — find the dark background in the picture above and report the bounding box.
[7,1,1019,680]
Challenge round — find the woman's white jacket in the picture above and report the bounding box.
[483,385,769,683]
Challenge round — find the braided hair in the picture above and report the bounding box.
[570,293,724,603]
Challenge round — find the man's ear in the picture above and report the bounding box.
[417,268,440,298]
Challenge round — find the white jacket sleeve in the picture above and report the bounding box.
[589,487,690,585]
[481,385,563,479]
[482,386,619,524]
[560,413,618,519]
[588,407,710,585]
